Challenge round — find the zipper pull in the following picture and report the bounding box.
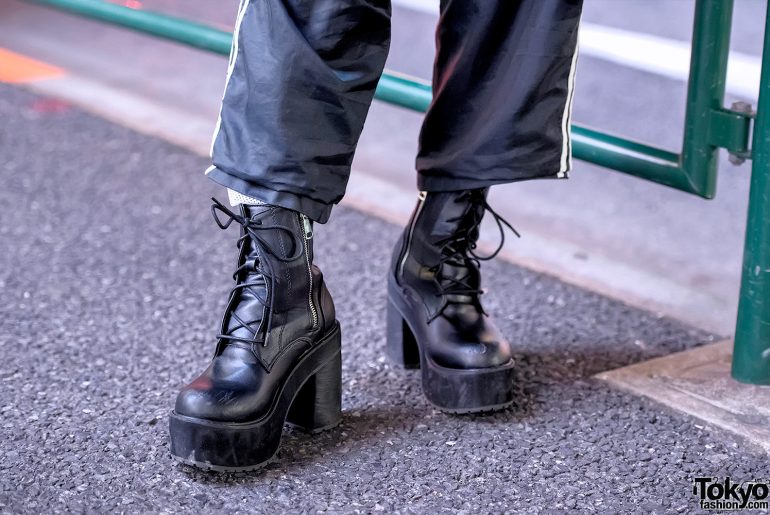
[301,214,313,239]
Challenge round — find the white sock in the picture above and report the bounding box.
[227,188,265,207]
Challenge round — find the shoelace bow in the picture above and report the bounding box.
[210,198,304,347]
[428,191,520,322]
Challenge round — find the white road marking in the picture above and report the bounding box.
[391,0,761,101]
[579,22,760,101]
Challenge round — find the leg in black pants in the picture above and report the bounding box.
[206,0,581,219]
[418,0,582,190]
[171,0,582,470]
[388,0,581,413]
[206,0,392,223]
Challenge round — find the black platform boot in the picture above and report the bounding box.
[387,188,518,413]
[169,199,341,471]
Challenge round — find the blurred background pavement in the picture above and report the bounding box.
[1,0,767,336]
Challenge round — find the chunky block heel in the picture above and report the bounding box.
[387,278,515,413]
[169,322,342,472]
[286,349,342,433]
[386,299,421,369]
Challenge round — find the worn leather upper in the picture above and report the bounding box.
[175,203,335,423]
[392,190,513,370]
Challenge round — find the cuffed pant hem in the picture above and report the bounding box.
[206,166,334,223]
[417,168,569,192]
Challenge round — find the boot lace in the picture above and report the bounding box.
[210,198,304,347]
[428,191,520,322]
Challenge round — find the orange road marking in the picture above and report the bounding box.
[0,47,65,84]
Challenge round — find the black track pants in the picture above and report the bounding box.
[206,0,583,223]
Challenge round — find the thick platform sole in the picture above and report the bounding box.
[168,322,342,472]
[386,279,515,414]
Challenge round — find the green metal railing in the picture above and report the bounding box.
[27,0,770,384]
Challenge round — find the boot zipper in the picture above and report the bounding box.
[398,191,427,278]
[300,214,318,328]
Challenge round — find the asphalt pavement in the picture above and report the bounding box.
[1,84,768,513]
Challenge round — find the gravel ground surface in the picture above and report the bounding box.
[0,84,766,513]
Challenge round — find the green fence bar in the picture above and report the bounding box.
[374,72,432,113]
[571,127,691,193]
[680,0,734,199]
[29,0,233,54]
[731,4,770,385]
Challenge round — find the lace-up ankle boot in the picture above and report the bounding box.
[387,188,517,413]
[169,199,341,471]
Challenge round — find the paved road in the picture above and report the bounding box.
[1,84,766,513]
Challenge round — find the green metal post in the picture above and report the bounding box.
[680,0,734,198]
[731,3,770,385]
